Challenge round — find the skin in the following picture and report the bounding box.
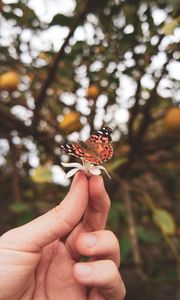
[0,173,126,300]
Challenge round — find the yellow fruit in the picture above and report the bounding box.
[0,71,20,91]
[164,107,180,132]
[59,111,83,133]
[66,121,83,133]
[87,84,100,99]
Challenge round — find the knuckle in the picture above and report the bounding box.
[105,260,126,297]
[106,259,118,276]
[49,203,74,230]
[50,203,64,215]
[107,262,120,285]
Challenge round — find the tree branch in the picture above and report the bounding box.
[112,176,147,280]
[32,0,93,129]
[0,104,32,135]
[128,75,142,144]
[7,135,22,202]
[135,52,173,144]
[0,103,61,164]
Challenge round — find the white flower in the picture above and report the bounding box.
[61,159,111,179]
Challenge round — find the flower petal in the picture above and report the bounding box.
[61,162,83,169]
[89,167,102,176]
[64,168,79,179]
[98,166,111,179]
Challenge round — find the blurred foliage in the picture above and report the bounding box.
[0,0,180,287]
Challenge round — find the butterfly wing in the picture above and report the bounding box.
[60,127,113,165]
[85,127,113,164]
[60,143,85,158]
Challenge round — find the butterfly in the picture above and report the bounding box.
[60,127,113,165]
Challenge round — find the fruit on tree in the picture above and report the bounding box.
[0,71,20,91]
[164,107,180,132]
[87,84,100,99]
[58,111,83,133]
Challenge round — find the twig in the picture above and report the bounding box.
[0,103,32,135]
[128,75,142,144]
[135,52,173,143]
[111,172,147,280]
[140,132,180,154]
[32,0,93,129]
[138,190,180,278]
[7,135,22,202]
[0,103,61,165]
[162,233,180,278]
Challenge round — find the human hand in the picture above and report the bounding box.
[0,172,125,300]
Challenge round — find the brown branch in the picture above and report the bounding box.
[128,75,142,144]
[111,173,147,280]
[7,135,22,202]
[134,188,180,278]
[114,132,180,178]
[140,132,180,154]
[0,103,33,135]
[135,52,173,144]
[121,185,141,262]
[128,32,165,146]
[0,103,62,164]
[32,0,93,129]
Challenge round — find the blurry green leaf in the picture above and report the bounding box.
[31,166,53,184]
[137,226,160,244]
[162,19,178,35]
[168,0,180,3]
[9,202,31,213]
[108,202,125,228]
[17,210,34,226]
[35,201,51,210]
[72,41,86,55]
[120,235,132,262]
[153,208,176,235]
[107,157,127,172]
[49,14,74,27]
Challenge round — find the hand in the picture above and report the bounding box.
[0,172,125,300]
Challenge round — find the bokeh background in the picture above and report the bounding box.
[0,0,180,299]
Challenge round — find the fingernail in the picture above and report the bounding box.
[75,263,92,276]
[83,234,97,247]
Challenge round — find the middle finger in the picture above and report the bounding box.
[76,230,120,267]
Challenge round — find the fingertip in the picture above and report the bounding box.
[75,232,97,257]
[73,263,93,280]
[88,175,111,212]
[70,171,88,191]
[88,175,105,194]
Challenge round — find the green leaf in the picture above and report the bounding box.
[168,0,180,3]
[49,14,74,27]
[137,226,160,244]
[9,202,31,213]
[153,208,176,235]
[31,166,53,184]
[17,210,34,226]
[107,157,127,172]
[120,235,132,262]
[108,202,125,229]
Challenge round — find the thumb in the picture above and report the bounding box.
[2,172,88,251]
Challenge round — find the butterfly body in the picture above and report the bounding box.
[60,127,113,165]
